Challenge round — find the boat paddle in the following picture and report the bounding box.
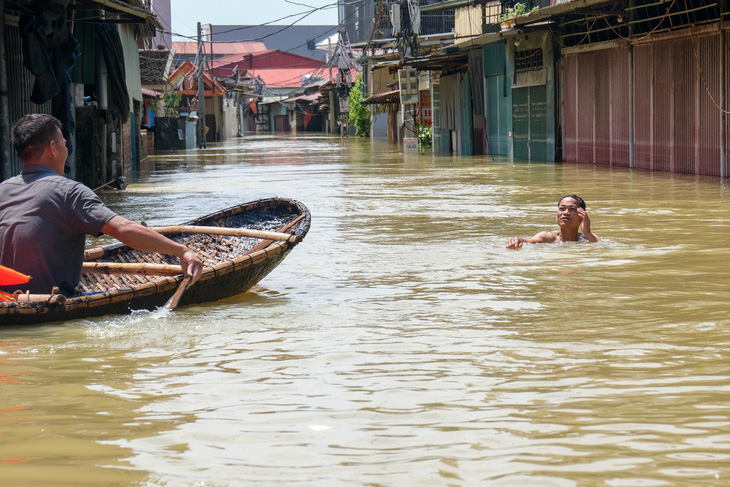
[167,276,192,310]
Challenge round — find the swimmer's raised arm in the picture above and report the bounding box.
[506,231,558,250]
[577,208,599,242]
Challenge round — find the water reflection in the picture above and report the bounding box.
[1,134,729,486]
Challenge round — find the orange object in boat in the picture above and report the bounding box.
[0,265,30,286]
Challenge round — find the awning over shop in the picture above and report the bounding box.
[77,0,162,30]
[388,51,469,73]
[362,89,400,105]
[283,93,322,103]
[141,88,162,97]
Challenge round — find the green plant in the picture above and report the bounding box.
[348,75,371,137]
[161,92,182,117]
[417,124,432,148]
[500,3,538,21]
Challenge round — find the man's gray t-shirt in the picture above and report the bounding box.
[0,165,117,296]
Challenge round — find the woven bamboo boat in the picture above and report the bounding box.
[0,198,311,326]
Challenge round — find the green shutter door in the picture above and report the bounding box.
[512,85,547,161]
[513,88,529,159]
[530,86,547,161]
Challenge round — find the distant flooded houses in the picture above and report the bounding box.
[347,0,730,178]
[0,7,342,186]
[1,1,727,185]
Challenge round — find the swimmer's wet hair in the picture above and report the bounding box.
[558,194,586,210]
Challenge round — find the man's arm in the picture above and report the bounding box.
[506,231,558,250]
[101,216,203,282]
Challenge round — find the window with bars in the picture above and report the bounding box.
[514,48,543,72]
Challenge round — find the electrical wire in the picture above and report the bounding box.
[604,0,677,42]
[683,0,730,114]
[156,0,367,93]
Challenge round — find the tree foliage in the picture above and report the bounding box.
[348,75,371,137]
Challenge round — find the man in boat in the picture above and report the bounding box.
[0,114,202,296]
[506,194,599,250]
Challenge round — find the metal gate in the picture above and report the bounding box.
[5,20,52,176]
[512,85,546,161]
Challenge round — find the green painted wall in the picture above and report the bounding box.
[483,43,512,157]
[460,73,472,156]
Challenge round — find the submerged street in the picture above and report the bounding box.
[2,134,730,486]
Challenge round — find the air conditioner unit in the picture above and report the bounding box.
[398,68,419,104]
[390,4,401,35]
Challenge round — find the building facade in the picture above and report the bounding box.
[354,0,729,178]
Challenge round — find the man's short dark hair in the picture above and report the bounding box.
[558,194,586,210]
[11,114,62,161]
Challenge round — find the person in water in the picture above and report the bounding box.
[506,195,599,250]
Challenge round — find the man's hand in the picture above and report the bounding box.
[179,248,203,283]
[577,208,599,242]
[506,237,524,250]
[577,208,590,232]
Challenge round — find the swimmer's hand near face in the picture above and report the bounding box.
[577,208,599,242]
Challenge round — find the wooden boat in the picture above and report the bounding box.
[0,198,311,326]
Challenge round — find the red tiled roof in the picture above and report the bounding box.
[243,68,334,89]
[210,49,326,73]
[172,41,268,55]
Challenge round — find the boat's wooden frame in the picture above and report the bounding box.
[0,198,311,326]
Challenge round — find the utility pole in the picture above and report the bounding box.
[197,22,207,149]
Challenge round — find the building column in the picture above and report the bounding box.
[628,43,635,170]
[0,0,11,181]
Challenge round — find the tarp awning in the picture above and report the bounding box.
[141,88,162,97]
[362,90,400,105]
[283,93,321,103]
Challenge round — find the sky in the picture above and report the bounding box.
[168,0,340,39]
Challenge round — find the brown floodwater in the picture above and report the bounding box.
[1,134,729,486]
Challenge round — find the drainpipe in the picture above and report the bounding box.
[329,89,335,134]
[0,0,11,181]
[721,17,727,180]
